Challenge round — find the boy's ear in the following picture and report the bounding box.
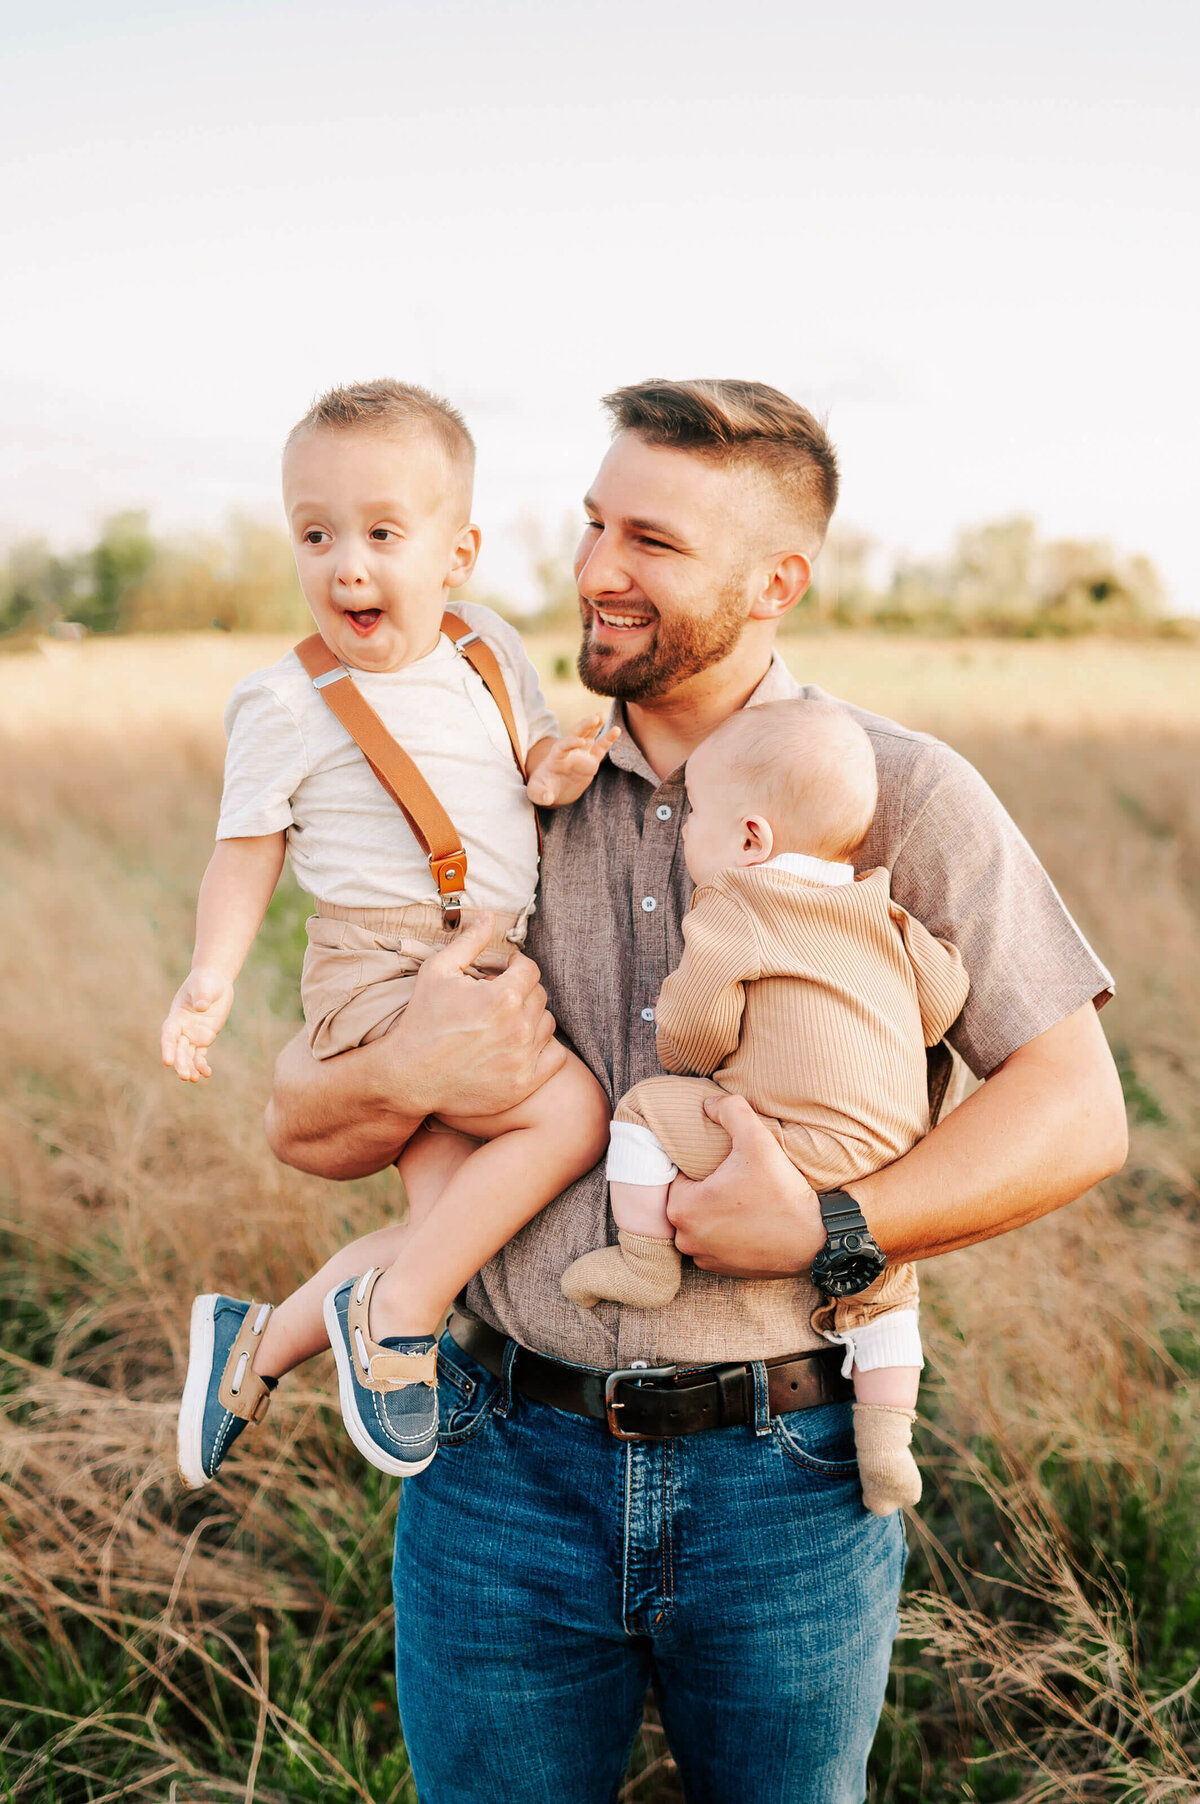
[747,551,812,622]
[446,524,482,590]
[740,813,775,864]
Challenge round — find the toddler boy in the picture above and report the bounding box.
[561,697,970,1514]
[164,380,616,1488]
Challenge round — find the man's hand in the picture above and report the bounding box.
[525,718,620,807]
[399,913,567,1118]
[160,967,236,1082]
[666,1093,825,1278]
[265,911,566,1179]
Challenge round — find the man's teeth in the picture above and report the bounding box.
[596,610,652,627]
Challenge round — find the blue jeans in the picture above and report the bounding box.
[393,1331,905,1804]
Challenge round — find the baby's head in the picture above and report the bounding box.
[682,698,877,887]
[283,379,479,672]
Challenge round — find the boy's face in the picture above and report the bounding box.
[283,426,479,672]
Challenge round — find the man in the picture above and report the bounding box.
[267,379,1126,1803]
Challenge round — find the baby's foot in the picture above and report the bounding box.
[852,1403,921,1516]
[177,1295,276,1488]
[560,1231,683,1310]
[323,1269,438,1477]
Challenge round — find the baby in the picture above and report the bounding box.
[561,698,970,1516]
[163,379,616,1488]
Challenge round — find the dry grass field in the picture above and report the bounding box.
[1,629,1198,1802]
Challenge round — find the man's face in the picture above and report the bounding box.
[574,433,767,702]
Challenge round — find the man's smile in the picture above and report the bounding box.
[586,602,656,639]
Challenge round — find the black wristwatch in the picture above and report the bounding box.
[809,1190,887,1297]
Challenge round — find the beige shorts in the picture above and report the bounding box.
[301,900,526,1061]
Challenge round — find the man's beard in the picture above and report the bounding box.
[576,577,749,703]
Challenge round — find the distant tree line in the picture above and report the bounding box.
[0,512,309,641]
[1,509,1191,643]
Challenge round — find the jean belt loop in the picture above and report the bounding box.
[496,1338,519,1417]
[750,1360,771,1436]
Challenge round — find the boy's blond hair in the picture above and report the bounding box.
[702,698,877,862]
[602,378,839,553]
[286,379,476,502]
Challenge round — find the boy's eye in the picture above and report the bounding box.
[302,530,327,545]
[369,528,393,541]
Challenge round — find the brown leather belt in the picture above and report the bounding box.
[446,1310,853,1442]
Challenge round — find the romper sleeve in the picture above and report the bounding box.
[216,678,308,839]
[888,901,970,1046]
[655,880,760,1076]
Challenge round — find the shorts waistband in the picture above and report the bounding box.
[314,899,526,947]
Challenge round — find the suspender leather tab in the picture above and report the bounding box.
[294,613,534,924]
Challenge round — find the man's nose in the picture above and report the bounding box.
[575,527,632,600]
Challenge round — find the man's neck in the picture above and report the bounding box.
[623,647,777,782]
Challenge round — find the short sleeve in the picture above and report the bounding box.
[455,603,559,750]
[886,741,1113,1077]
[217,679,308,839]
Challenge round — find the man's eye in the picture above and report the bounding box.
[638,536,670,551]
[582,519,601,533]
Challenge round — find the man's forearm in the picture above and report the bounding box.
[265,1030,426,1180]
[846,1001,1128,1263]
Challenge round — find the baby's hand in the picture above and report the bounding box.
[526,717,621,807]
[160,967,236,1082]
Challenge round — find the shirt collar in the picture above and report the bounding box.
[765,851,855,885]
[601,649,805,787]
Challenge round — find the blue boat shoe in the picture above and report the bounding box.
[177,1294,275,1489]
[323,1269,438,1477]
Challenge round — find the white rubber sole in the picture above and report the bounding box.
[177,1293,219,1489]
[321,1286,437,1479]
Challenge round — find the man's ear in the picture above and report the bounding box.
[446,524,482,590]
[747,551,812,622]
[740,813,775,865]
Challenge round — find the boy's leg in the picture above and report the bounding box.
[251,1125,478,1378]
[366,1050,610,1339]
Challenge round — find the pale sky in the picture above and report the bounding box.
[2,0,1197,608]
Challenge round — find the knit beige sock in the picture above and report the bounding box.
[560,1232,683,1310]
[853,1404,922,1516]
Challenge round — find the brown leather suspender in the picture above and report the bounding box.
[293,613,534,927]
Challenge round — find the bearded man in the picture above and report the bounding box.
[267,379,1126,1804]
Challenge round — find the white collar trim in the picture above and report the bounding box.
[765,851,855,886]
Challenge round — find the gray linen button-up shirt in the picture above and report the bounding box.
[463,651,1113,1371]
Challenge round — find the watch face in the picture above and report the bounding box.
[811,1239,887,1297]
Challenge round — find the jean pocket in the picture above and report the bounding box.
[771,1400,860,1480]
[436,1333,502,1445]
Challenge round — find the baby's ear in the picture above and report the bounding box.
[740,813,775,864]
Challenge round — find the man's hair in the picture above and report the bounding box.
[700,698,877,862]
[601,378,839,552]
[286,379,476,487]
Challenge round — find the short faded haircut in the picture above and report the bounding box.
[602,378,839,552]
[697,698,877,862]
[287,379,475,496]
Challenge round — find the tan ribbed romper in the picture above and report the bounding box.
[615,865,970,1338]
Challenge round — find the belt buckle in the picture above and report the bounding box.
[603,1360,679,1441]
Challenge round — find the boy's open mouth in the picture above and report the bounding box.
[344,608,383,636]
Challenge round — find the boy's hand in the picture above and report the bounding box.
[525,717,620,807]
[160,967,236,1082]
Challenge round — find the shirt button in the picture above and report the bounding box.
[656,804,672,821]
[641,1007,655,1021]
[641,896,657,913]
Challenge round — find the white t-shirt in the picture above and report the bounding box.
[217,602,559,913]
